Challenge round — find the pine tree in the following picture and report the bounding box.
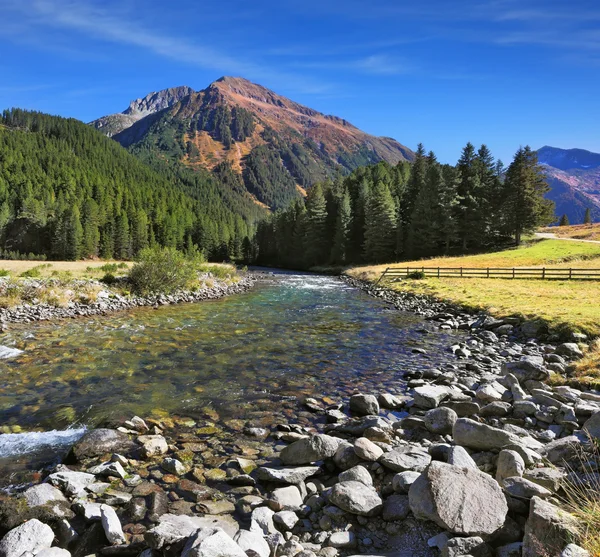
[559,214,570,226]
[115,212,131,259]
[65,206,84,260]
[363,181,396,262]
[455,142,483,250]
[304,183,329,266]
[409,153,440,257]
[402,144,427,258]
[584,208,592,224]
[503,146,555,245]
[330,191,351,264]
[82,199,100,258]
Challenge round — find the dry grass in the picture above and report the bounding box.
[0,260,131,278]
[541,223,600,242]
[347,239,600,337]
[570,339,600,387]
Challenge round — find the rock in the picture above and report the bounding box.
[22,484,67,507]
[137,435,169,457]
[392,471,421,493]
[339,465,373,487]
[556,343,584,359]
[380,446,431,472]
[453,418,521,451]
[378,392,406,409]
[329,481,382,516]
[423,407,458,434]
[145,514,239,549]
[328,531,356,548]
[256,465,320,484]
[540,435,583,464]
[561,543,591,557]
[441,536,493,557]
[522,497,579,557]
[409,461,508,535]
[502,477,552,499]
[501,357,549,383]
[333,443,362,471]
[0,519,54,557]
[234,530,270,557]
[88,460,127,479]
[583,411,600,440]
[382,494,410,521]
[72,428,133,460]
[349,394,379,416]
[273,510,299,531]
[181,527,246,557]
[496,542,523,557]
[353,437,383,461]
[250,507,276,535]
[413,386,450,409]
[446,445,477,468]
[35,549,71,557]
[196,500,236,515]
[523,467,566,492]
[100,504,126,545]
[481,401,512,417]
[496,450,525,483]
[476,384,504,403]
[268,486,303,511]
[48,471,96,497]
[280,434,341,465]
[162,458,186,475]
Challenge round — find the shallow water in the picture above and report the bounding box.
[0,272,461,477]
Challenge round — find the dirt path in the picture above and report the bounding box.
[535,232,600,244]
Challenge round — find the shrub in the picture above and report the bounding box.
[20,264,50,278]
[407,270,426,280]
[0,269,9,277]
[101,272,117,285]
[128,247,200,295]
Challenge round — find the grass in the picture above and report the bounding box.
[348,239,600,338]
[541,223,600,242]
[0,259,132,278]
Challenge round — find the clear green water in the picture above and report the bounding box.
[0,273,459,432]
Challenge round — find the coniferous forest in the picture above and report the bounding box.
[254,143,555,268]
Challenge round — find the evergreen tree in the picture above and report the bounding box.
[363,181,396,262]
[82,199,100,258]
[455,142,483,250]
[65,206,84,261]
[303,183,329,266]
[330,191,351,264]
[115,211,131,259]
[409,153,440,256]
[584,208,592,224]
[559,214,570,226]
[503,146,555,245]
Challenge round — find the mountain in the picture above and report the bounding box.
[92,76,414,210]
[537,146,600,223]
[91,86,194,137]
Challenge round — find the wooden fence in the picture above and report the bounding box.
[376,266,600,284]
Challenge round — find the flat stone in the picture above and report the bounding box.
[0,519,54,557]
[22,484,67,507]
[72,428,134,460]
[329,531,356,548]
[181,527,246,557]
[280,434,341,465]
[413,386,450,409]
[48,471,96,497]
[502,477,552,499]
[453,418,522,451]
[382,494,410,521]
[353,437,383,461]
[501,357,549,383]
[255,466,320,484]
[380,446,431,472]
[268,486,303,511]
[329,481,382,516]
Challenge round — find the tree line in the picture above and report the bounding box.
[0,109,262,260]
[254,143,555,268]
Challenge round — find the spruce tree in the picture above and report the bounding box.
[363,181,396,262]
[409,152,440,257]
[455,142,483,250]
[65,206,84,261]
[503,146,555,245]
[304,183,329,266]
[330,191,351,264]
[559,214,570,226]
[584,208,592,224]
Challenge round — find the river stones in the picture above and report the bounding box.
[329,481,382,516]
[339,465,373,486]
[280,434,341,465]
[353,437,383,461]
[501,357,549,383]
[380,446,431,472]
[409,461,508,536]
[100,504,126,545]
[0,519,54,557]
[423,407,458,434]
[413,386,450,409]
[496,450,525,483]
[138,434,169,458]
[182,527,246,557]
[234,529,271,557]
[48,471,96,498]
[22,484,68,507]
[255,466,321,484]
[349,394,379,416]
[453,418,522,451]
[71,428,134,460]
[145,514,239,548]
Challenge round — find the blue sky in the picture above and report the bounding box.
[1,0,599,164]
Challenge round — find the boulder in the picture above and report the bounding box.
[137,435,169,458]
[380,446,431,472]
[453,418,521,451]
[446,446,477,469]
[100,504,126,545]
[22,484,67,507]
[47,471,96,497]
[501,357,549,383]
[392,471,421,493]
[349,394,379,416]
[496,450,525,483]
[280,434,341,465]
[353,437,383,461]
[162,458,187,476]
[502,477,552,499]
[423,407,458,435]
[255,466,320,484]
[36,549,71,557]
[181,527,246,557]
[329,531,356,548]
[145,514,239,549]
[0,519,54,557]
[268,486,303,511]
[413,386,450,409]
[583,411,600,440]
[522,497,579,557]
[556,343,584,359]
[441,536,493,557]
[409,461,507,535]
[71,428,134,460]
[382,494,410,521]
[234,529,270,557]
[561,544,591,557]
[339,465,373,486]
[273,510,299,531]
[329,481,382,516]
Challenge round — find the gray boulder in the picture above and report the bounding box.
[501,356,549,383]
[453,418,521,451]
[145,514,239,549]
[0,519,54,557]
[423,407,458,434]
[496,449,525,483]
[234,530,270,557]
[441,536,493,557]
[409,461,507,535]
[561,544,591,557]
[446,446,477,469]
[181,527,246,557]
[268,486,303,511]
[556,343,584,359]
[502,477,552,499]
[100,504,126,545]
[23,484,67,507]
[339,465,373,486]
[329,481,382,516]
[280,434,341,465]
[349,394,379,416]
[71,428,133,460]
[255,466,320,484]
[413,386,450,409]
[382,494,410,521]
[583,411,600,440]
[353,437,383,461]
[380,446,431,472]
[392,471,421,493]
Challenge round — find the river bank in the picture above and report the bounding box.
[0,273,598,555]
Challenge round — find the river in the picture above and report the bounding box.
[0,272,462,485]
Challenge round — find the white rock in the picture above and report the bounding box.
[234,530,270,557]
[22,484,67,507]
[0,519,54,557]
[182,527,246,557]
[101,504,126,545]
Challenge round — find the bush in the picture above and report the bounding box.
[407,270,426,280]
[20,264,51,278]
[101,272,117,285]
[128,247,201,295]
[0,269,9,277]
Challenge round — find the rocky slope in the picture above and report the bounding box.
[92,77,414,210]
[537,146,600,223]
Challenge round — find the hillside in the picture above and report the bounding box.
[92,76,414,210]
[537,146,600,223]
[0,109,262,260]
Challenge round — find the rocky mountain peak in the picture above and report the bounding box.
[123,85,194,117]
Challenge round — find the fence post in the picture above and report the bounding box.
[542,267,545,279]
[569,268,572,280]
[460,267,463,277]
[512,268,515,279]
[438,267,440,278]
[487,267,490,278]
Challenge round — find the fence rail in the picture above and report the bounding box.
[376,266,600,284]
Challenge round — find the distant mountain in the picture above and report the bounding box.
[91,86,194,137]
[537,146,600,223]
[92,76,414,210]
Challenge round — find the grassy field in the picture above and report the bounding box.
[348,239,600,337]
[0,260,132,278]
[540,223,600,241]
